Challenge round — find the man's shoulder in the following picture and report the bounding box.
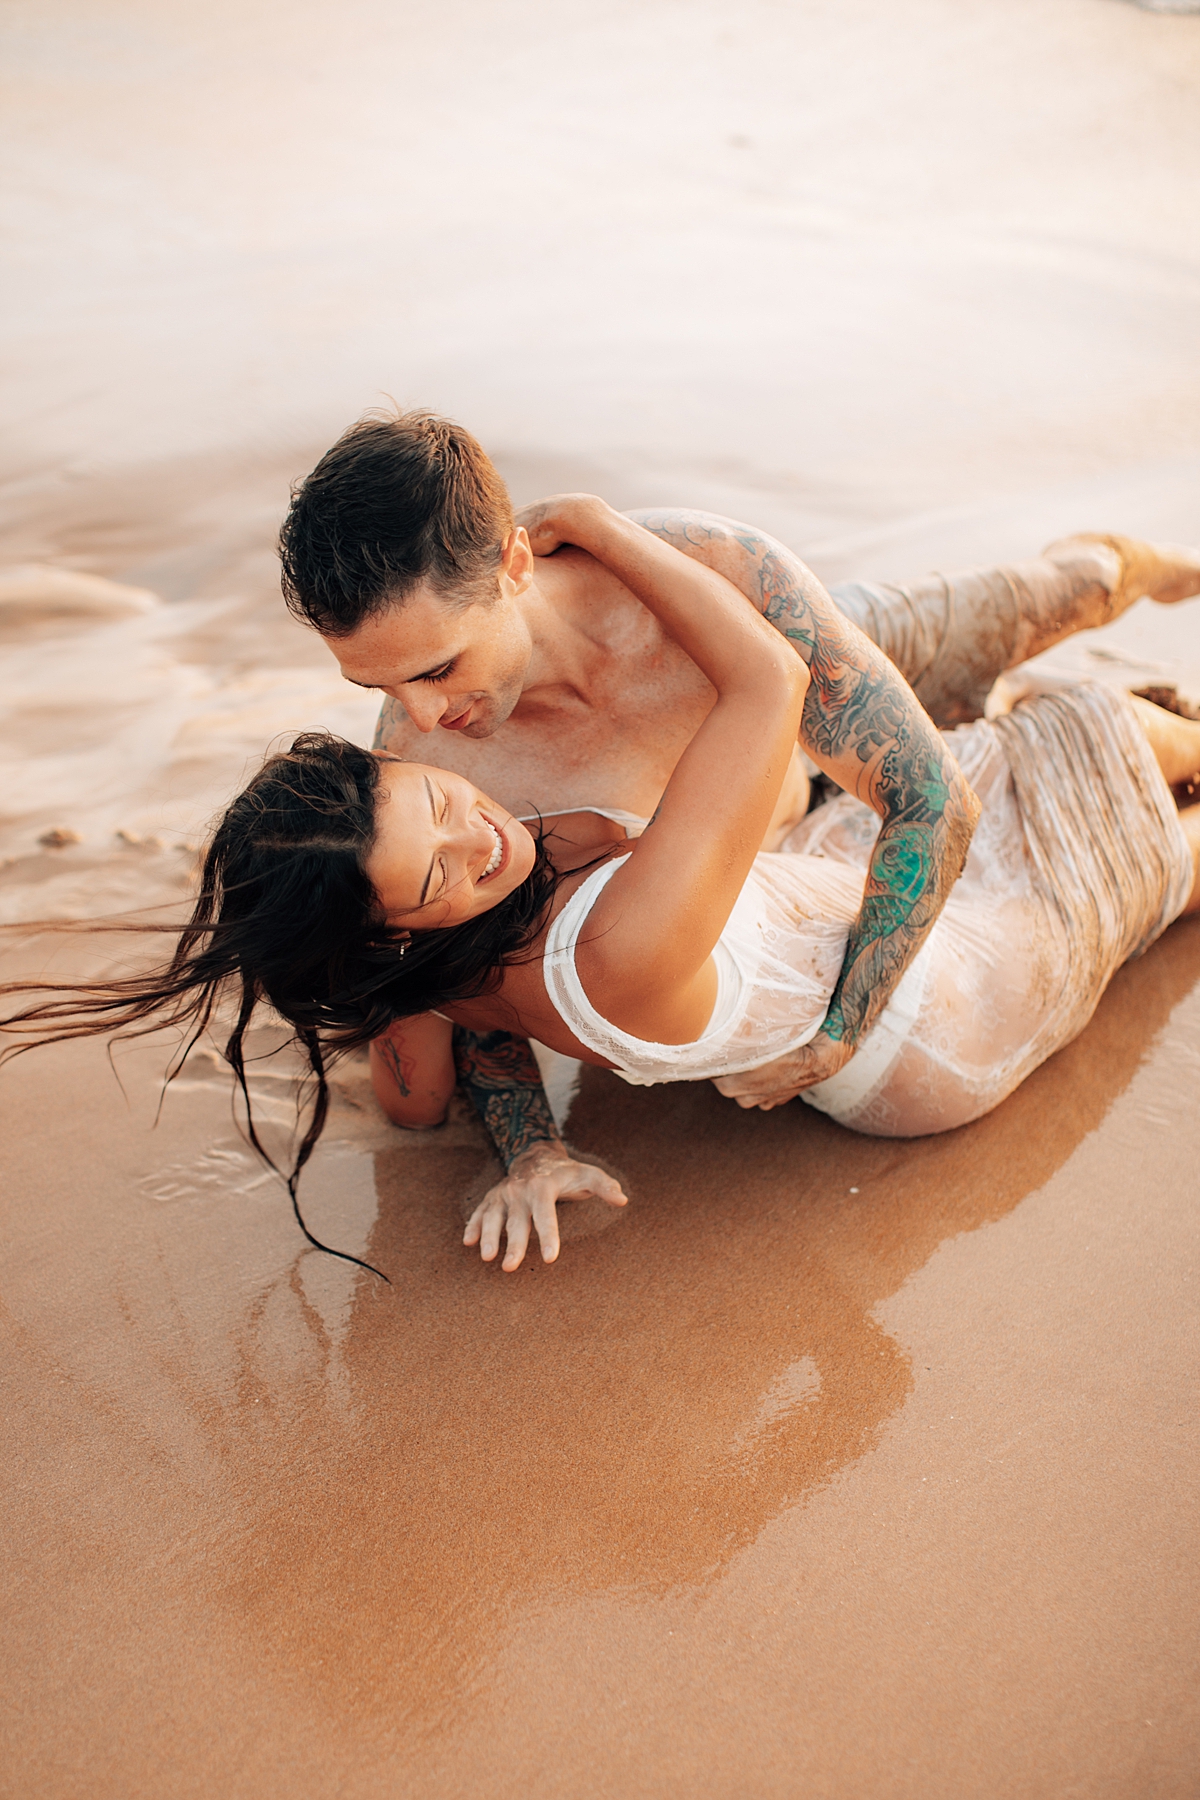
[372,695,413,753]
[371,698,492,767]
[625,506,783,554]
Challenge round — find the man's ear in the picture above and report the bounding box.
[498,526,534,596]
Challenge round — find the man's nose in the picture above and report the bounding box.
[400,689,449,733]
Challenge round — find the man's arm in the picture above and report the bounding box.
[373,696,406,753]
[625,510,980,1089]
[452,1027,561,1167]
[454,1028,628,1269]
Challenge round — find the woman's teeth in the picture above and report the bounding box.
[481,822,503,878]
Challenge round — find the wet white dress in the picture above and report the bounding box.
[541,684,1193,1138]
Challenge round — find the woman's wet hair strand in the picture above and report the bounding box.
[0,732,559,1281]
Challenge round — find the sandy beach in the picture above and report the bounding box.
[3,1,1200,1794]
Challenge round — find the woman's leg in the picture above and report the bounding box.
[831,536,1200,727]
[1176,808,1200,917]
[1128,695,1200,916]
[1128,694,1200,788]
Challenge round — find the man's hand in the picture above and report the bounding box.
[463,1141,628,1270]
[713,1031,856,1110]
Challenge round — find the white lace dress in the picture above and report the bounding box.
[541,684,1193,1138]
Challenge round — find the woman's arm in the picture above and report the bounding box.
[630,512,981,1096]
[370,1012,457,1127]
[522,501,980,1092]
[528,499,810,1043]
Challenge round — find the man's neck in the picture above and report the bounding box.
[511,548,631,720]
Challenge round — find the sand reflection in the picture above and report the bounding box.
[219,915,1200,1729]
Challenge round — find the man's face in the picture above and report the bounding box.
[330,566,535,740]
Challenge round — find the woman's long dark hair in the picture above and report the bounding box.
[0,733,560,1280]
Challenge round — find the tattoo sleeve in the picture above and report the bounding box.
[452,1027,562,1168]
[372,697,406,751]
[629,510,980,1046]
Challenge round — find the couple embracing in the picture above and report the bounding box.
[8,411,1200,1274]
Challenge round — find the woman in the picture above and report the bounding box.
[5,501,1199,1277]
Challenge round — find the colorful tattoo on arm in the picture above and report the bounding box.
[787,609,977,1045]
[452,1028,561,1169]
[630,509,979,1045]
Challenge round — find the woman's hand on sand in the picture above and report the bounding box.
[713,1031,857,1109]
[463,1140,628,1270]
[514,494,612,559]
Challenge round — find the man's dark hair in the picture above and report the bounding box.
[278,409,515,637]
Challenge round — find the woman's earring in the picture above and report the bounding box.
[397,931,411,958]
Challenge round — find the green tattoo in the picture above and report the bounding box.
[629,509,979,1048]
[452,1028,561,1169]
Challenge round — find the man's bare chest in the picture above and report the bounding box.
[385,665,715,820]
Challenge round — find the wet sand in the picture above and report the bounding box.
[3,2,1200,1795]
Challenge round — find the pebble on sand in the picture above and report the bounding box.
[38,827,82,849]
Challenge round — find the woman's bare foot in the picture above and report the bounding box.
[1042,533,1200,617]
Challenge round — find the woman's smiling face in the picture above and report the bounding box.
[365,756,537,929]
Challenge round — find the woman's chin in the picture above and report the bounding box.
[472,856,533,919]
[479,816,536,900]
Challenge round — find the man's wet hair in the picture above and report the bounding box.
[278,409,514,637]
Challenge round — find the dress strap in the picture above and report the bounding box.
[517,804,650,835]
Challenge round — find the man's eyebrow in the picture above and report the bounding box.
[418,776,437,907]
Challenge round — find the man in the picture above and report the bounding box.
[279,409,1198,1239]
